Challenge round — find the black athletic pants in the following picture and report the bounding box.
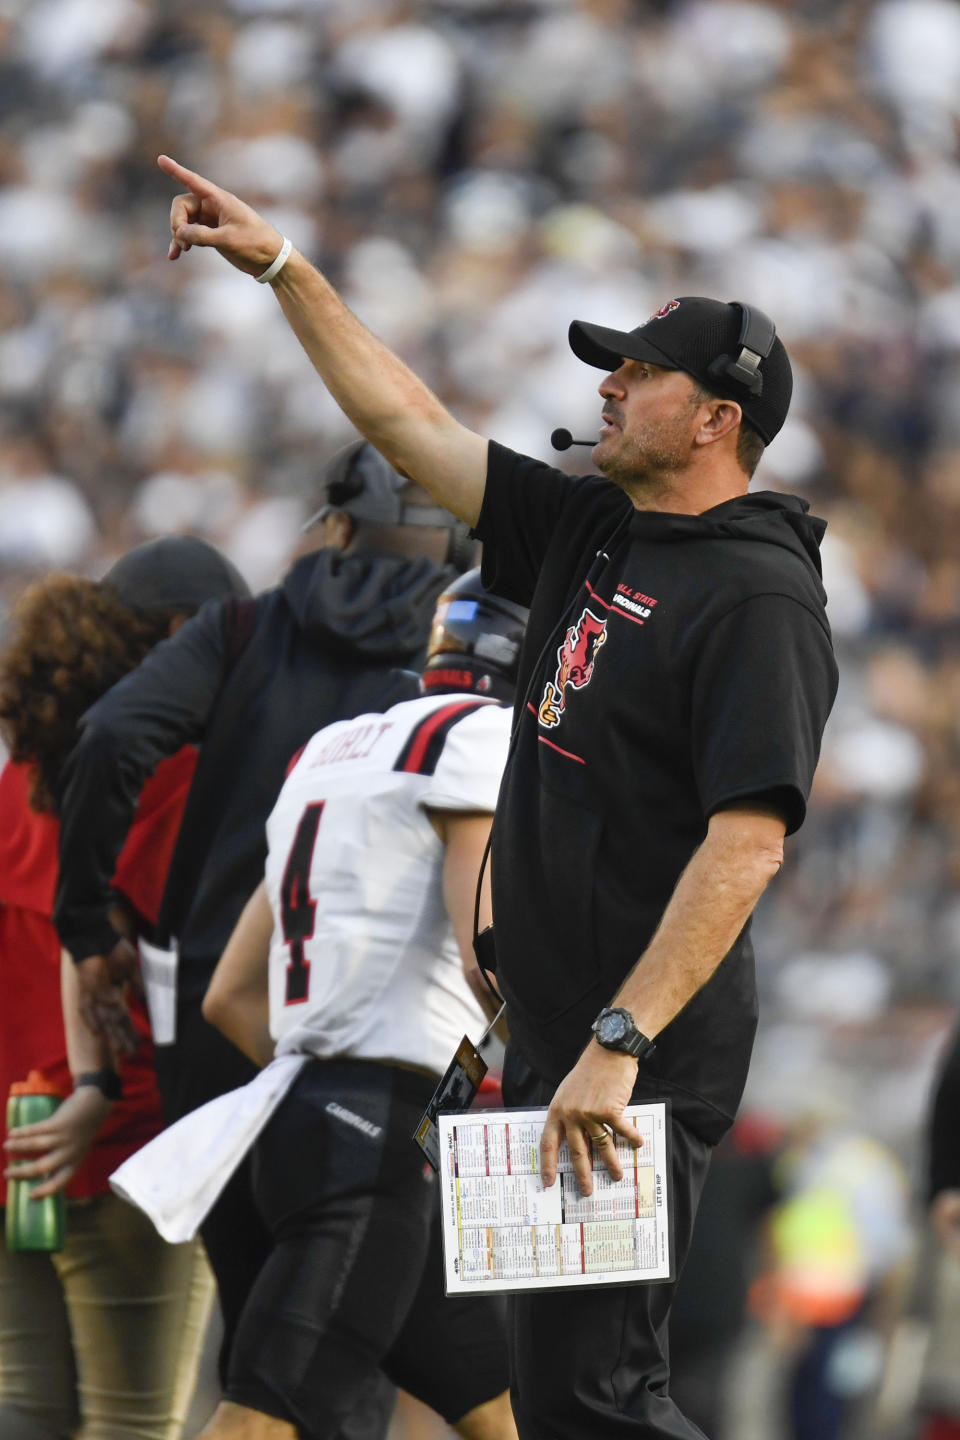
[502,1042,712,1439]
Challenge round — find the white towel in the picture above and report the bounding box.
[110,1053,308,1243]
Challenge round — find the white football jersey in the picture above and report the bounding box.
[264,693,511,1075]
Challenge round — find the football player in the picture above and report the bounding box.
[117,572,526,1440]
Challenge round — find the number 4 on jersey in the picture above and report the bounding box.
[281,802,324,1004]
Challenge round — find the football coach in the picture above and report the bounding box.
[156,155,838,1440]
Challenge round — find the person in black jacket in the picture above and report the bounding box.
[921,1026,960,1440]
[929,1024,960,1246]
[155,157,838,1440]
[54,439,473,1378]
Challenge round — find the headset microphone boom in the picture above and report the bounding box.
[550,429,596,451]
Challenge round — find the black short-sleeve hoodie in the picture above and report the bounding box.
[475,441,838,1144]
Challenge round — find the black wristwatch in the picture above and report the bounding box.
[74,1067,123,1101]
[591,1007,655,1060]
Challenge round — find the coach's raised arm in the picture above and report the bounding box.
[159,154,486,528]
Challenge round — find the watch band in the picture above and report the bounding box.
[74,1068,123,1101]
[591,1006,655,1059]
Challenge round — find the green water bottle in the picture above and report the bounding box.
[6,1071,66,1252]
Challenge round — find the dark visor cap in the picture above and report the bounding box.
[569,296,792,445]
[102,535,250,613]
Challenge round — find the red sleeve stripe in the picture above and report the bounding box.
[392,700,491,776]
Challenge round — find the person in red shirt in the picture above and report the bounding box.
[0,538,248,1440]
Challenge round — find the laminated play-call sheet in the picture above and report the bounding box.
[438,1104,671,1294]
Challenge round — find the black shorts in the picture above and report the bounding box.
[225,1058,508,1438]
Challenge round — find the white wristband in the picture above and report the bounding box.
[255,236,292,284]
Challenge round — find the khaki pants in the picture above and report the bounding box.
[0,1192,214,1440]
[920,1247,960,1419]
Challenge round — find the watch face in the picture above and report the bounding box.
[598,1012,628,1044]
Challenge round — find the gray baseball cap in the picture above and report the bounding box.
[304,441,460,532]
[102,535,250,612]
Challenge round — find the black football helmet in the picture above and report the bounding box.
[421,569,528,702]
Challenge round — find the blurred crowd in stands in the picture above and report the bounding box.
[3,0,960,1258]
[6,1,960,1435]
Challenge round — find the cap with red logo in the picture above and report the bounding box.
[568,296,792,445]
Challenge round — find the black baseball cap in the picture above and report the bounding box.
[102,535,250,612]
[569,297,792,445]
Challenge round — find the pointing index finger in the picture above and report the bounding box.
[157,154,221,200]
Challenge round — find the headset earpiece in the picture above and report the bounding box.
[706,303,776,398]
[324,440,370,508]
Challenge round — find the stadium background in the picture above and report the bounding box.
[3,0,960,1435]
